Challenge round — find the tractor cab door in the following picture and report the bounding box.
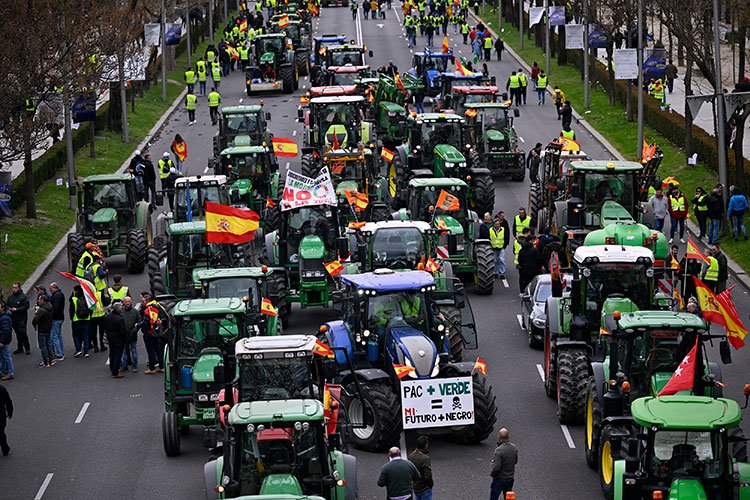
[456,284,478,349]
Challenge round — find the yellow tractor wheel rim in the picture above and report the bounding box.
[388,163,397,197]
[601,440,613,485]
[586,395,593,450]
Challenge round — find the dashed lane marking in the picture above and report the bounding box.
[561,425,576,449]
[34,473,54,500]
[285,162,290,169]
[293,129,297,136]
[502,278,509,288]
[535,363,545,382]
[74,402,91,424]
[516,314,524,329]
[519,136,525,143]
[400,432,407,459]
[204,166,209,173]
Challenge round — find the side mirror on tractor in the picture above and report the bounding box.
[720,339,732,364]
[368,50,374,57]
[265,112,272,121]
[331,291,344,315]
[453,282,466,308]
[513,108,520,118]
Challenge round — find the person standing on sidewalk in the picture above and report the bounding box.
[489,428,518,500]
[706,184,724,245]
[5,283,29,356]
[31,294,54,367]
[536,70,548,105]
[647,188,669,232]
[0,304,15,381]
[727,185,749,241]
[0,382,12,456]
[692,187,709,239]
[377,447,420,500]
[409,436,434,500]
[667,185,688,244]
[665,60,677,94]
[48,282,65,361]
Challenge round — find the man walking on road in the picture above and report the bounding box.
[0,383,12,456]
[489,428,518,500]
[186,91,197,125]
[526,143,542,183]
[711,244,728,293]
[6,283,30,356]
[121,296,139,372]
[208,87,222,126]
[0,304,15,380]
[105,302,127,378]
[378,446,420,500]
[667,185,688,244]
[494,36,504,61]
[560,100,572,129]
[409,436,433,500]
[536,70,548,105]
[506,71,520,106]
[665,60,677,94]
[48,282,65,361]
[517,68,528,105]
[489,215,510,279]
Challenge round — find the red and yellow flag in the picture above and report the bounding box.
[436,189,460,211]
[239,19,248,32]
[435,216,448,230]
[395,74,406,93]
[464,108,478,118]
[261,298,279,316]
[278,14,290,27]
[425,257,440,273]
[716,286,748,349]
[205,201,260,243]
[381,147,395,163]
[228,46,240,60]
[454,57,472,76]
[472,357,487,375]
[661,176,680,188]
[442,35,450,54]
[393,364,416,379]
[307,1,319,14]
[686,237,710,264]
[693,277,726,326]
[324,260,344,277]
[348,221,366,229]
[314,339,335,357]
[272,137,299,157]
[266,196,276,208]
[641,139,657,163]
[344,190,369,211]
[299,95,310,104]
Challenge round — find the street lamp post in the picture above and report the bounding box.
[712,0,728,196]
[519,0,524,50]
[161,0,167,101]
[583,0,589,110]
[636,0,643,160]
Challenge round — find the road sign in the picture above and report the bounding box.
[400,376,475,429]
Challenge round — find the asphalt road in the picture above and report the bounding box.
[4,6,750,500]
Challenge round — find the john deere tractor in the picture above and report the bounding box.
[437,84,500,114]
[463,102,525,181]
[319,269,495,451]
[394,178,496,295]
[388,113,493,217]
[245,33,299,94]
[583,310,731,497]
[67,173,152,274]
[212,105,273,158]
[269,19,310,75]
[370,73,424,148]
[310,43,373,86]
[310,34,347,70]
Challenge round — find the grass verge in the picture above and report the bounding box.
[480,6,750,269]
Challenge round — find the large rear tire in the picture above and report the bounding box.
[148,247,167,297]
[584,376,603,470]
[301,153,318,178]
[347,381,401,452]
[203,460,219,500]
[389,155,407,208]
[469,149,481,169]
[544,328,557,398]
[295,49,310,76]
[280,66,294,94]
[528,182,541,227]
[67,232,86,273]
[441,306,464,361]
[557,348,589,424]
[267,273,290,328]
[162,411,181,457]
[731,427,748,462]
[474,243,494,295]
[471,174,495,217]
[449,371,497,444]
[126,229,148,274]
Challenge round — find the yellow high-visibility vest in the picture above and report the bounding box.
[489,227,504,249]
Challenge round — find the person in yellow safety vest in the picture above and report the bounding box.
[652,79,665,103]
[89,288,108,353]
[108,275,130,302]
[196,58,208,96]
[702,254,719,292]
[325,123,348,148]
[489,216,509,278]
[208,87,221,126]
[158,152,176,188]
[483,34,492,62]
[512,207,531,238]
[506,71,521,106]
[75,242,98,278]
[461,21,469,44]
[238,45,250,71]
[692,187,709,239]
[536,70,548,105]
[185,91,197,124]
[399,294,424,329]
[211,61,222,91]
[560,126,576,141]
[184,67,196,94]
[517,68,528,105]
[256,0,262,12]
[206,48,216,62]
[70,286,92,357]
[667,186,688,244]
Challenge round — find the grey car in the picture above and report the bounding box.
[520,273,571,349]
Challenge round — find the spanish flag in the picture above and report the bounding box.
[436,189,460,211]
[716,286,748,349]
[454,57,472,76]
[261,298,279,316]
[279,14,290,27]
[395,74,406,93]
[239,19,248,32]
[344,190,369,211]
[393,364,416,379]
[307,0,319,14]
[435,217,448,230]
[464,108,478,118]
[442,34,450,54]
[472,357,487,375]
[266,196,276,208]
[324,260,344,277]
[348,221,366,229]
[686,237,710,264]
[425,257,440,273]
[381,147,395,163]
[205,201,260,243]
[314,339,335,357]
[228,46,240,60]
[641,139,657,163]
[272,137,299,157]
[299,95,310,104]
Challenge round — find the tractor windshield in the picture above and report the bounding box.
[86,182,130,211]
[257,38,284,59]
[414,185,468,220]
[282,24,301,42]
[177,316,238,357]
[421,121,462,149]
[225,154,264,179]
[240,357,314,401]
[574,172,637,223]
[172,233,233,294]
[371,227,426,269]
[412,54,449,72]
[235,423,328,496]
[318,102,361,147]
[286,206,338,258]
[328,71,360,86]
[482,108,509,131]
[650,430,724,480]
[365,291,429,335]
[204,277,260,303]
[329,49,365,66]
[174,185,224,221]
[225,114,260,137]
[584,263,649,312]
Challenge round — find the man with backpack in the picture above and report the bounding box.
[139,292,170,374]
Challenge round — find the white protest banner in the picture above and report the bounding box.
[565,24,584,49]
[144,24,161,46]
[99,53,147,82]
[529,7,545,27]
[281,166,337,211]
[613,49,638,80]
[401,376,475,429]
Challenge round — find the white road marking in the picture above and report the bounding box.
[204,166,209,173]
[502,279,509,288]
[516,314,524,329]
[535,363,545,382]
[74,402,91,424]
[392,6,402,23]
[105,358,109,366]
[355,8,364,46]
[400,432,407,458]
[458,49,462,53]
[285,162,290,169]
[34,473,54,500]
[292,129,297,136]
[519,136,525,143]
[561,425,576,449]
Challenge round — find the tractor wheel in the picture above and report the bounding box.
[598,425,616,500]
[441,306,464,361]
[731,427,748,462]
[584,376,603,470]
[301,153,318,178]
[469,149,481,169]
[280,66,294,94]
[347,381,401,452]
[264,204,281,233]
[162,411,181,457]
[528,182,541,226]
[67,232,86,273]
[474,243,494,295]
[557,348,589,424]
[449,371,497,444]
[267,273,290,328]
[511,170,525,182]
[388,155,406,208]
[343,454,358,500]
[148,247,167,298]
[543,328,557,398]
[471,174,495,218]
[295,50,309,76]
[125,230,148,274]
[369,205,391,223]
[203,460,220,500]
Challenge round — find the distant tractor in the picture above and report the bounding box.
[245,33,299,94]
[463,102,525,181]
[212,105,273,158]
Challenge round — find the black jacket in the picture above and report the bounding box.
[716,252,728,282]
[518,243,543,276]
[0,384,12,423]
[0,311,12,345]
[408,449,433,493]
[50,290,65,321]
[104,311,127,345]
[32,302,53,333]
[706,192,724,219]
[141,159,156,182]
[5,291,29,324]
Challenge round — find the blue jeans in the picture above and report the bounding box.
[537,89,545,104]
[653,217,665,232]
[708,218,721,244]
[490,478,514,500]
[72,320,90,355]
[732,215,747,239]
[121,342,138,368]
[50,319,64,357]
[696,212,708,238]
[415,101,425,113]
[37,332,53,364]
[416,490,433,500]
[199,81,206,95]
[0,344,14,376]
[494,248,506,276]
[669,216,685,239]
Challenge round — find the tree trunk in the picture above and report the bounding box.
[89,121,96,158]
[108,82,123,131]
[23,118,36,219]
[558,23,567,65]
[739,24,747,79]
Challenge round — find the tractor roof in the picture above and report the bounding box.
[169,221,207,235]
[631,396,742,430]
[359,220,432,233]
[83,173,133,183]
[573,245,654,264]
[309,95,365,104]
[408,177,468,188]
[415,112,465,123]
[235,334,318,359]
[414,51,453,58]
[220,105,263,115]
[327,44,365,51]
[220,145,268,156]
[614,310,707,331]
[341,269,435,292]
[452,85,500,95]
[172,297,246,316]
[310,85,358,96]
[379,101,406,112]
[442,72,484,79]
[570,160,643,173]
[256,33,286,39]
[194,266,272,282]
[174,175,227,186]
[464,102,512,109]
[228,398,325,425]
[314,34,347,42]
[327,65,370,73]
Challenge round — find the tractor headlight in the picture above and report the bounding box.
[246,424,255,433]
[363,329,371,337]
[459,162,466,167]
[582,268,591,277]
[302,270,325,278]
[210,393,219,401]
[198,394,209,402]
[624,479,636,485]
[646,268,654,277]
[532,317,546,329]
[437,324,445,332]
[445,162,455,169]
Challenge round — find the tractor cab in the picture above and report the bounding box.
[172,175,229,223]
[322,65,372,86]
[411,49,454,96]
[252,34,289,65]
[349,220,435,272]
[438,72,492,100]
[441,85,500,114]
[407,113,470,176]
[405,178,471,230]
[216,145,280,215]
[462,102,525,180]
[323,44,371,68]
[303,95,368,151]
[214,105,271,155]
[311,34,347,68]
[246,34,298,94]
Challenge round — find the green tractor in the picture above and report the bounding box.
[310,43,372,86]
[394,178,495,295]
[162,297,257,456]
[463,102,525,181]
[212,105,273,159]
[583,310,732,497]
[67,173,152,274]
[320,269,495,451]
[388,113,494,217]
[245,33,299,94]
[607,395,749,500]
[330,154,392,225]
[269,19,310,76]
[371,73,424,149]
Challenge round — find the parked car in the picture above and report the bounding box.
[520,273,571,349]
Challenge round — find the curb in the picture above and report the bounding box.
[22,87,188,293]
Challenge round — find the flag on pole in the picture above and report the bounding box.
[454,57,472,76]
[313,339,335,357]
[381,147,395,163]
[57,271,98,309]
[344,190,369,211]
[348,221,366,229]
[442,35,450,54]
[425,257,440,273]
[239,19,248,32]
[641,139,657,163]
[436,189,460,211]
[464,108,478,118]
[661,176,681,188]
[307,1,319,14]
[693,277,727,326]
[686,237,710,264]
[324,260,344,277]
[394,74,406,94]
[266,196,276,208]
[205,201,260,243]
[278,14,290,27]
[393,364,416,379]
[658,337,698,396]
[716,286,748,349]
[261,298,279,316]
[472,357,487,374]
[272,137,299,157]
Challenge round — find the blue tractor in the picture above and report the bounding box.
[318,269,497,451]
